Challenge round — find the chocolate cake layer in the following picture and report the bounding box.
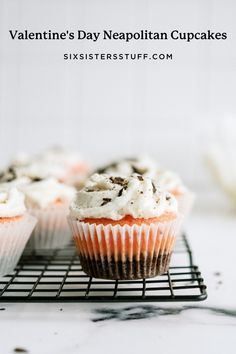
[78,253,172,280]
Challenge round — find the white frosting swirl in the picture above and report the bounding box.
[97,156,158,179]
[155,170,186,194]
[96,156,185,194]
[0,187,26,217]
[70,173,177,220]
[22,178,76,209]
[13,161,68,181]
[5,147,86,182]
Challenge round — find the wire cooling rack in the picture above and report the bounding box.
[0,234,207,302]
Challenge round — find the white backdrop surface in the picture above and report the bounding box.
[0,0,235,190]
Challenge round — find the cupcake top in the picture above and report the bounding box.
[6,147,88,183]
[0,167,32,188]
[10,161,67,181]
[96,156,157,179]
[70,173,177,220]
[155,170,186,195]
[96,156,186,195]
[38,146,83,169]
[0,187,26,218]
[21,178,76,209]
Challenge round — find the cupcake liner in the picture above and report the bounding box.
[177,190,195,219]
[0,214,37,278]
[27,205,72,250]
[68,215,182,280]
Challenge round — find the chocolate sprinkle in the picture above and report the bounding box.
[118,188,124,197]
[14,348,28,353]
[31,177,43,182]
[109,176,127,186]
[0,166,17,182]
[137,175,144,181]
[85,188,95,192]
[101,198,112,206]
[131,164,149,175]
[152,182,157,194]
[166,196,171,201]
[110,176,124,184]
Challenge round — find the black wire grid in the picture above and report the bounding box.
[0,234,207,302]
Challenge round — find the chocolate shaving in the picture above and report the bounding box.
[118,188,124,197]
[137,175,144,181]
[109,176,128,187]
[152,182,157,194]
[31,177,43,182]
[166,196,171,201]
[132,165,148,175]
[14,349,28,353]
[101,198,112,206]
[0,166,17,182]
[85,188,94,192]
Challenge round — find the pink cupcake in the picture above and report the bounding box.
[0,187,37,277]
[68,173,182,280]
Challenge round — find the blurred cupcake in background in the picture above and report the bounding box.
[10,152,32,167]
[0,187,37,277]
[96,156,195,219]
[6,146,90,189]
[96,156,157,178]
[0,166,31,189]
[154,169,195,219]
[35,146,90,188]
[68,173,182,280]
[21,178,76,250]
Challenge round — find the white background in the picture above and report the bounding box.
[0,0,235,191]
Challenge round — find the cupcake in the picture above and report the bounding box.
[96,156,195,218]
[68,173,182,280]
[0,187,37,277]
[21,178,76,249]
[7,146,90,189]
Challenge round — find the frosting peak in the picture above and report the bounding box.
[70,173,177,220]
[22,178,76,209]
[96,156,158,179]
[96,156,185,194]
[0,187,26,218]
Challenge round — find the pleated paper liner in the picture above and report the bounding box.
[68,215,182,280]
[27,205,72,250]
[0,214,37,278]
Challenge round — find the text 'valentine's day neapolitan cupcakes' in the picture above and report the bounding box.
[0,187,37,277]
[68,173,182,280]
[22,178,76,250]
